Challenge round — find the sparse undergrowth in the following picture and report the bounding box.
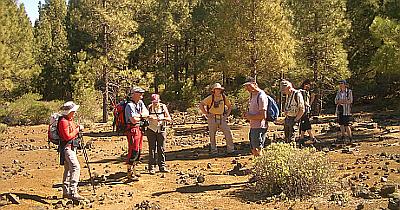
[252,143,333,198]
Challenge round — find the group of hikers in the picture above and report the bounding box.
[54,77,353,200]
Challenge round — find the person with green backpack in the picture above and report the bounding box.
[199,83,235,156]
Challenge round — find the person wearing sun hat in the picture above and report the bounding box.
[58,101,85,200]
[146,94,172,174]
[335,79,353,142]
[124,86,149,180]
[199,82,236,156]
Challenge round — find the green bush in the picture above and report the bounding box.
[0,123,7,133]
[252,143,333,198]
[2,93,61,125]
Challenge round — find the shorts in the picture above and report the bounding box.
[300,114,312,132]
[249,128,267,149]
[338,114,351,126]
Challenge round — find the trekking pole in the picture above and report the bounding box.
[79,132,96,194]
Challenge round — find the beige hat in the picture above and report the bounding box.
[60,101,80,116]
[211,83,224,92]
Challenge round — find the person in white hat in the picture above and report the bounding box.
[124,86,149,180]
[199,83,236,156]
[146,94,172,174]
[58,101,85,200]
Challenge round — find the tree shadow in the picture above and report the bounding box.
[52,171,139,190]
[0,192,52,206]
[152,181,248,197]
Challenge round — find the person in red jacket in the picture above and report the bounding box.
[58,101,85,200]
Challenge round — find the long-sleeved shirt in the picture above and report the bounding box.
[58,117,79,142]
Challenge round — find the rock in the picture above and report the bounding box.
[6,193,20,204]
[388,198,400,210]
[207,163,212,169]
[356,203,364,210]
[197,175,205,183]
[381,185,397,197]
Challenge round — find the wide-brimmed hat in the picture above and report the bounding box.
[243,76,256,86]
[211,83,225,91]
[130,86,145,94]
[60,101,80,116]
[151,94,160,103]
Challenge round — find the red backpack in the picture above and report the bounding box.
[113,100,129,133]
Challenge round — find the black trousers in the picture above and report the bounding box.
[146,129,167,168]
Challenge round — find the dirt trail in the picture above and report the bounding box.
[0,114,399,210]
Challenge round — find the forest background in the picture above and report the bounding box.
[0,0,399,126]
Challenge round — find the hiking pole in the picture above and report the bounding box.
[79,133,96,194]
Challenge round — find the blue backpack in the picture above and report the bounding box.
[256,93,280,122]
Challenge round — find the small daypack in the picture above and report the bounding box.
[255,92,280,122]
[48,113,63,145]
[113,99,129,133]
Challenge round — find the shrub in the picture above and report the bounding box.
[2,93,61,125]
[252,143,333,198]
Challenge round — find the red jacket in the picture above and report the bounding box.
[58,117,79,142]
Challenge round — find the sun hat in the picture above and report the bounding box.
[60,101,80,116]
[211,83,225,92]
[151,94,160,103]
[130,86,145,94]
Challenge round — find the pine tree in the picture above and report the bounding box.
[0,0,38,99]
[68,0,144,122]
[34,0,72,100]
[285,0,351,113]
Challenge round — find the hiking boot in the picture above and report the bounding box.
[312,137,320,143]
[127,169,133,179]
[159,167,170,173]
[128,175,140,181]
[62,194,71,199]
[348,136,353,143]
[148,167,156,175]
[71,193,85,201]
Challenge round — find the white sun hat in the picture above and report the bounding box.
[60,101,80,116]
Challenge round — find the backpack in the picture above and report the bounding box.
[48,113,63,145]
[206,94,227,114]
[256,93,280,122]
[113,99,129,133]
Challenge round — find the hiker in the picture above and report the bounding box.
[58,101,85,200]
[125,86,149,180]
[280,80,305,144]
[335,80,353,142]
[298,79,318,145]
[243,77,268,156]
[147,94,172,174]
[199,83,235,156]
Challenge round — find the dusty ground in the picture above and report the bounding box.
[0,112,399,210]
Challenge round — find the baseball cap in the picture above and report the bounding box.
[130,86,145,94]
